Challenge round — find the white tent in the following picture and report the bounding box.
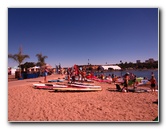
[101,65,121,70]
[28,66,40,72]
[9,66,19,75]
[32,66,40,69]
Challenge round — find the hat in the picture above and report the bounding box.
[126,72,129,75]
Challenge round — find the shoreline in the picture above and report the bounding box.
[8,74,158,122]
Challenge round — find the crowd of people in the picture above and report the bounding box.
[43,65,157,92]
[66,67,87,83]
[120,72,157,92]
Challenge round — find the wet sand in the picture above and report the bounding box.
[8,74,158,122]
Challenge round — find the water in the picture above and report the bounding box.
[94,69,158,82]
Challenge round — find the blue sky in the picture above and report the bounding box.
[8,8,158,67]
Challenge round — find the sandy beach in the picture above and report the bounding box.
[8,74,158,122]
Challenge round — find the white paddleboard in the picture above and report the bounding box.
[33,83,67,88]
[69,84,101,88]
[53,87,102,92]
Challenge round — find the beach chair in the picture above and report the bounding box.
[116,84,122,92]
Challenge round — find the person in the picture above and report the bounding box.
[150,76,156,92]
[43,66,48,82]
[78,70,82,82]
[71,70,76,83]
[132,74,137,89]
[81,70,86,82]
[107,74,112,82]
[112,74,115,83]
[101,74,104,80]
[67,68,71,83]
[121,72,130,92]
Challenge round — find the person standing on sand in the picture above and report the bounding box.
[150,76,156,92]
[71,70,76,83]
[67,68,71,83]
[43,66,48,82]
[81,70,86,82]
[132,74,137,89]
[78,70,82,82]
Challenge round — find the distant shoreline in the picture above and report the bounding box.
[121,68,158,71]
[92,68,158,72]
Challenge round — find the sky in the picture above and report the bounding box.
[8,8,158,68]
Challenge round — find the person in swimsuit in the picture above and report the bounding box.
[132,74,137,89]
[67,68,71,83]
[43,66,48,82]
[81,70,86,82]
[71,70,76,83]
[150,76,156,92]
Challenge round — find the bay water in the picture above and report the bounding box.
[94,69,158,83]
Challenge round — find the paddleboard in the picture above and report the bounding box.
[53,87,102,92]
[71,82,94,86]
[48,79,65,82]
[68,84,101,89]
[33,83,67,89]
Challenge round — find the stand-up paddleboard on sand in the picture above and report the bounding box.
[33,83,101,89]
[70,82,94,86]
[53,87,102,92]
[33,83,68,89]
[48,79,65,82]
[68,84,101,89]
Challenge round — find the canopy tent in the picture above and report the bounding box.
[28,66,40,72]
[32,66,40,69]
[101,65,121,70]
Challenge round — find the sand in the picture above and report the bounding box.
[8,74,158,122]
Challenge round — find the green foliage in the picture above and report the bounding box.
[8,47,30,78]
[118,61,158,70]
[36,53,48,67]
[20,62,36,70]
[8,47,30,67]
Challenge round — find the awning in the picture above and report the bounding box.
[101,65,121,70]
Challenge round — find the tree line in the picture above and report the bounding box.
[118,61,158,70]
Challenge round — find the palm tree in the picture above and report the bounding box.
[36,53,48,67]
[8,47,30,79]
